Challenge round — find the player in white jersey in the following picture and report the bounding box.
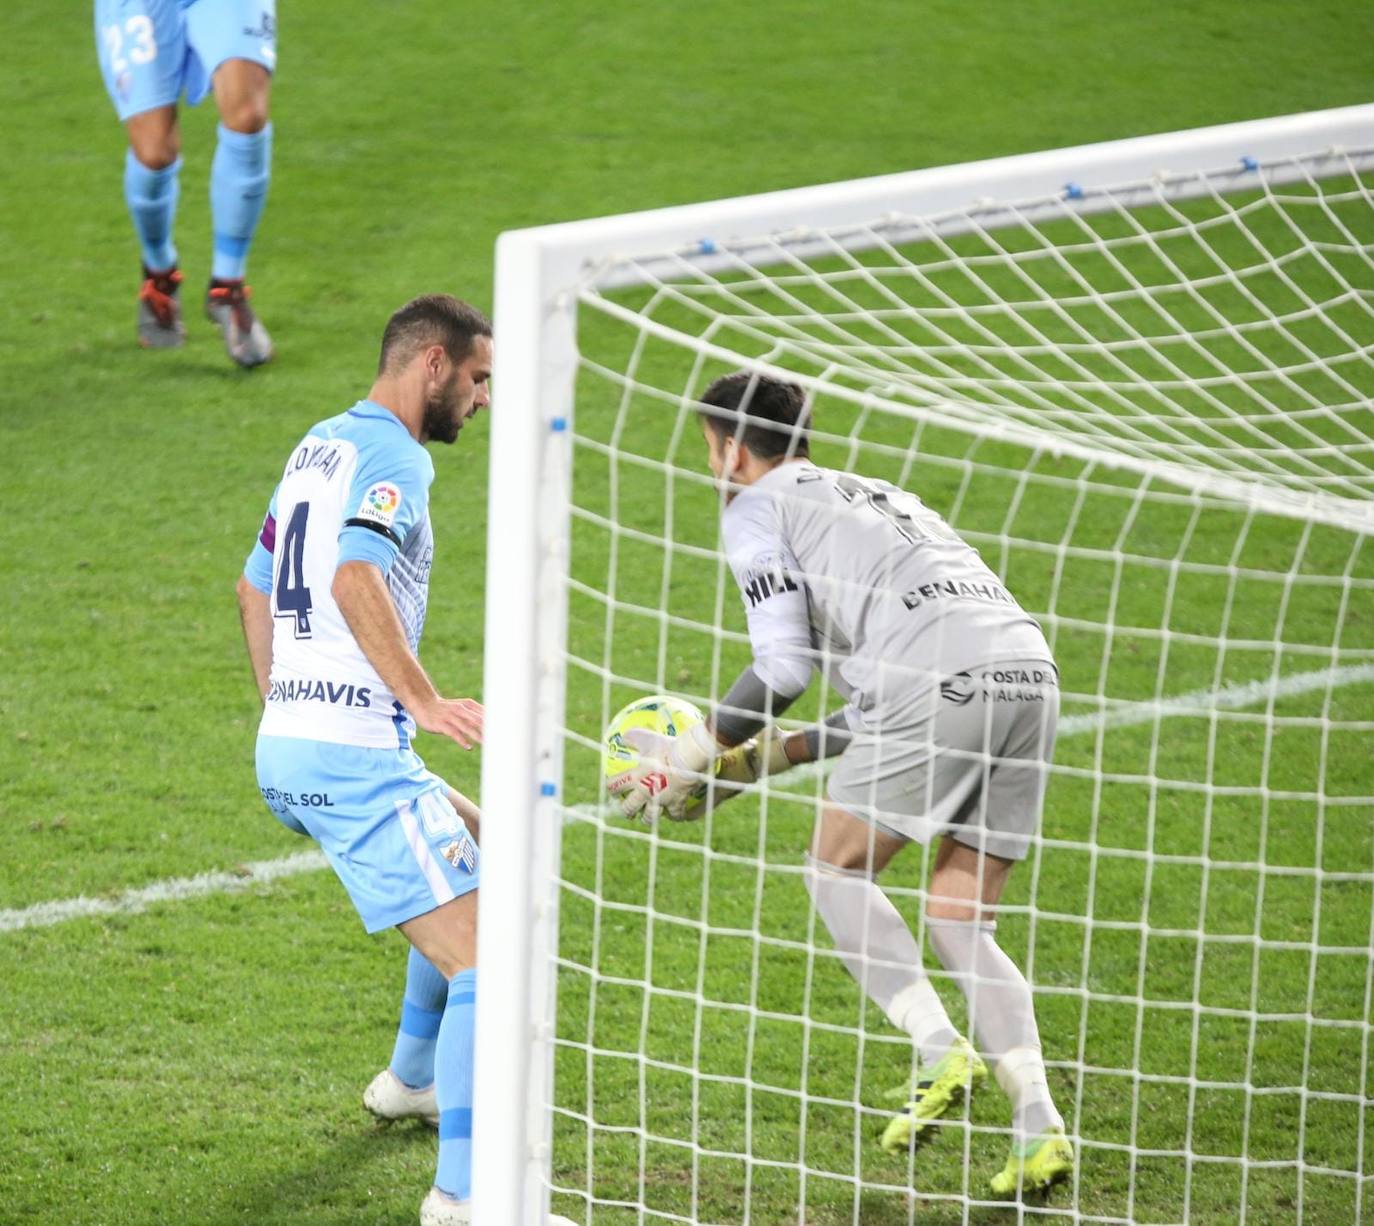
[610,372,1075,1198]
[236,295,545,1226]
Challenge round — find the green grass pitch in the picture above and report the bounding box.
[2,2,1372,1224]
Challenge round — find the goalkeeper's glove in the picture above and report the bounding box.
[607,722,714,823]
[608,724,797,824]
[678,726,795,820]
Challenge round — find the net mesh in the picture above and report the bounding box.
[541,151,1374,1225]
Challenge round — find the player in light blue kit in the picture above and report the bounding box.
[236,296,553,1226]
[94,0,276,365]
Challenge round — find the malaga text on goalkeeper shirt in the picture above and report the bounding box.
[243,400,435,749]
[721,462,1051,717]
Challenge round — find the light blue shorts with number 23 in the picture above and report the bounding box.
[94,0,277,122]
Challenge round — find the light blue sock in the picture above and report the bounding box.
[389,946,447,1090]
[124,150,181,272]
[209,122,272,281]
[435,968,476,1199]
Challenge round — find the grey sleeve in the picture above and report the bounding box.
[802,707,857,760]
[714,666,799,746]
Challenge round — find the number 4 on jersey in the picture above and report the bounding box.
[274,501,314,637]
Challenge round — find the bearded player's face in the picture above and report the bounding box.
[423,336,493,444]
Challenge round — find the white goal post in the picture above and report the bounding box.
[473,106,1374,1225]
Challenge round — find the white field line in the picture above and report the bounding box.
[1057,661,1374,736]
[3,663,1370,934]
[0,849,327,934]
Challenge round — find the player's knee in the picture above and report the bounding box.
[924,869,986,924]
[427,950,474,980]
[809,826,862,875]
[408,931,474,980]
[128,128,180,170]
[221,95,270,134]
[402,892,479,979]
[924,895,982,924]
[812,839,881,877]
[216,62,272,133]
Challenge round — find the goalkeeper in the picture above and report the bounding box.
[609,371,1074,1197]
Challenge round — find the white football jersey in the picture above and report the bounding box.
[244,401,435,749]
[721,461,1051,719]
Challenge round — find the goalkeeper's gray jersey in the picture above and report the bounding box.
[720,461,1051,719]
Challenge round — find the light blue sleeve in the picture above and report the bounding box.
[242,484,280,595]
[335,436,433,577]
[336,524,398,574]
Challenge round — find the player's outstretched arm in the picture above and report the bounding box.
[236,574,273,701]
[687,718,851,818]
[332,560,484,749]
[680,725,802,819]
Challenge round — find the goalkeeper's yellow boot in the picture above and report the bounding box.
[989,1127,1075,1198]
[879,1037,988,1153]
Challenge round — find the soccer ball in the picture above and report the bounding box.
[602,694,717,809]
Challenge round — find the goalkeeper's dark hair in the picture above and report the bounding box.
[378,294,492,374]
[698,371,811,460]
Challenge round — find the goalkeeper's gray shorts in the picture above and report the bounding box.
[826,659,1058,862]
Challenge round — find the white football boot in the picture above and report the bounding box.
[419,1187,578,1225]
[363,1067,438,1128]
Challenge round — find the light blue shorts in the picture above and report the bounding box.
[94,0,277,122]
[256,735,480,933]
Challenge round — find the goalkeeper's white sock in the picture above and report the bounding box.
[926,917,1063,1142]
[804,854,958,1066]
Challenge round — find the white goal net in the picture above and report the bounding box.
[474,106,1374,1226]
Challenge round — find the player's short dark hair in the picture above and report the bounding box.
[698,371,811,460]
[377,294,492,374]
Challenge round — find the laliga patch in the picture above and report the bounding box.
[355,481,403,529]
